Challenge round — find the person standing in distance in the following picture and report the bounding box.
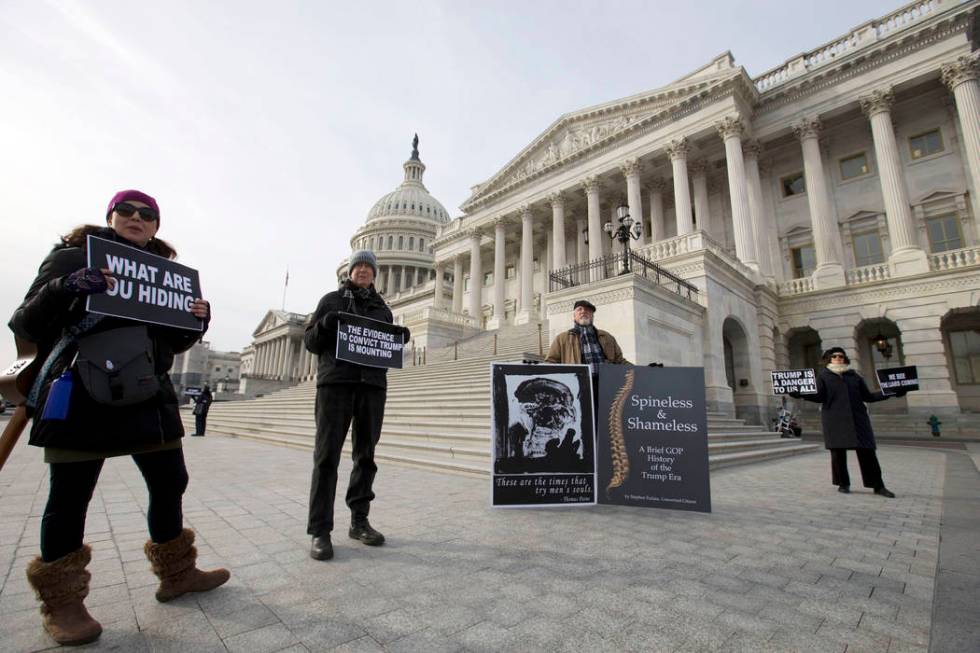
[191,384,212,436]
[303,250,408,560]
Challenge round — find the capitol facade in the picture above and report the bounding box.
[244,0,980,424]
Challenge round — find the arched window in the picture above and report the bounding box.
[419,238,425,252]
[398,235,404,249]
[387,235,393,249]
[409,237,414,250]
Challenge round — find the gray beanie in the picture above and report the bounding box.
[348,249,378,276]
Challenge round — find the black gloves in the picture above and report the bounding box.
[62,267,110,296]
[320,311,339,331]
[648,362,664,368]
[521,359,541,365]
[397,325,411,342]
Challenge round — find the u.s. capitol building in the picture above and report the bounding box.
[247,0,980,424]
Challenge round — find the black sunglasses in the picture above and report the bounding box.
[113,202,159,222]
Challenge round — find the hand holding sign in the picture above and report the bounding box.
[63,267,116,296]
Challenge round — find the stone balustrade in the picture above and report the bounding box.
[930,245,980,271]
[402,306,478,329]
[780,277,815,295]
[753,0,947,92]
[846,263,891,285]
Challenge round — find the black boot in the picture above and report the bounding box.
[349,517,384,546]
[874,487,896,498]
[838,486,850,493]
[310,535,333,560]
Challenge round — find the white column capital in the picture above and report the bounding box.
[792,116,822,141]
[941,53,979,91]
[689,159,709,176]
[582,175,601,195]
[859,87,895,118]
[715,115,745,141]
[742,139,763,160]
[620,157,641,178]
[666,137,689,161]
[547,191,565,209]
[518,203,533,220]
[648,177,668,193]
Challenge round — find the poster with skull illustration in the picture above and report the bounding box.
[490,363,596,507]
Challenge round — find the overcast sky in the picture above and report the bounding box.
[0,0,900,365]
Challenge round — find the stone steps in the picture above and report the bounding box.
[187,333,819,475]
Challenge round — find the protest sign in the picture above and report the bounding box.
[876,365,919,395]
[770,368,817,395]
[491,363,595,507]
[597,365,711,513]
[86,236,204,331]
[183,387,202,397]
[335,313,404,369]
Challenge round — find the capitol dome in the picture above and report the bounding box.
[337,136,451,298]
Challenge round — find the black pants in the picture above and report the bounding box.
[195,412,207,435]
[830,448,884,489]
[41,448,189,562]
[307,384,386,536]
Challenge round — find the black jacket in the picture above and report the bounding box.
[797,367,887,449]
[304,281,405,389]
[8,228,205,450]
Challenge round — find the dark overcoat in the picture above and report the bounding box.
[304,281,405,389]
[799,367,886,449]
[8,227,205,451]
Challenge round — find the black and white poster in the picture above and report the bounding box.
[491,363,595,507]
[183,387,202,397]
[876,365,919,395]
[86,235,204,331]
[335,313,404,369]
[770,368,817,395]
[597,365,711,513]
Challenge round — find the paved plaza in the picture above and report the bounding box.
[0,419,977,652]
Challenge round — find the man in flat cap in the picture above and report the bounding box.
[545,300,629,372]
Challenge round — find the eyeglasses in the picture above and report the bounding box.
[830,354,846,360]
[113,202,159,222]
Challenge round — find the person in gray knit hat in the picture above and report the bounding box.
[303,249,408,561]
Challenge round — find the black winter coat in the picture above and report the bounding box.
[8,228,205,451]
[304,281,404,389]
[798,367,887,449]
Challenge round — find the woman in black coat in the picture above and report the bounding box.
[792,347,902,497]
[9,190,229,646]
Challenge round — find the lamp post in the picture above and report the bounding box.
[604,200,642,274]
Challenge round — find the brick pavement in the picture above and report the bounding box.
[0,426,948,652]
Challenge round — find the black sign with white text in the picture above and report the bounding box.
[876,365,919,395]
[335,313,404,369]
[771,368,817,395]
[597,365,711,513]
[86,236,203,331]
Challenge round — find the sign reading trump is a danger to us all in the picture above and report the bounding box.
[86,235,204,331]
[335,312,404,369]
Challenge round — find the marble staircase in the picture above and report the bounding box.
[184,326,818,476]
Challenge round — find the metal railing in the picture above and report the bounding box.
[549,250,699,302]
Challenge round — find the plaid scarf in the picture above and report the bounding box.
[574,324,605,376]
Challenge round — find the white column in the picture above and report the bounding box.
[282,339,295,381]
[690,159,711,236]
[576,217,587,264]
[647,179,666,242]
[432,263,444,310]
[584,176,602,261]
[717,116,759,271]
[468,230,483,322]
[386,266,396,295]
[516,205,536,324]
[488,219,507,329]
[943,55,980,224]
[272,339,282,379]
[622,158,645,247]
[549,192,566,270]
[743,139,774,278]
[668,138,694,236]
[861,88,930,275]
[793,117,846,288]
[451,257,463,314]
[256,344,265,376]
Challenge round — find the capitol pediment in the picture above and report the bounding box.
[252,309,308,337]
[462,53,748,210]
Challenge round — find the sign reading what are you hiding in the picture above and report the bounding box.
[86,235,204,331]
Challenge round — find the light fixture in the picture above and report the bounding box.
[872,332,893,359]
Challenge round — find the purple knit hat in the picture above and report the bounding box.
[106,190,160,223]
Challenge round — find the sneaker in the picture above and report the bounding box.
[874,487,896,498]
[349,519,385,546]
[310,535,333,560]
[838,486,850,494]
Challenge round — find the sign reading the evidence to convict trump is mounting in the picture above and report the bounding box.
[876,365,919,395]
[490,363,596,507]
[770,369,817,395]
[597,365,710,513]
[86,236,204,331]
[335,313,404,369]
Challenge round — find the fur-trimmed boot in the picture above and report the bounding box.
[25,545,103,646]
[144,529,230,602]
